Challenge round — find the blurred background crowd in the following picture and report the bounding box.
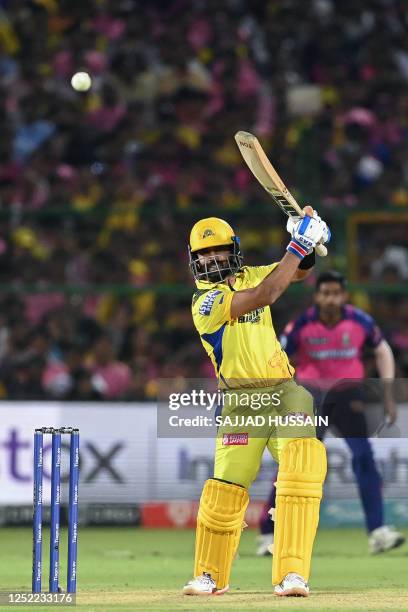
[0,0,407,400]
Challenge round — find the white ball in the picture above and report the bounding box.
[71,71,92,92]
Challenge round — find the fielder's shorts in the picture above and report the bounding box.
[214,379,316,488]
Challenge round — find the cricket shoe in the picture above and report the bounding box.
[274,573,309,597]
[182,573,229,596]
[256,534,274,556]
[369,525,405,554]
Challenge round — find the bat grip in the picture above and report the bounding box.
[316,243,327,257]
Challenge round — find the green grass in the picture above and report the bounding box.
[1,527,408,611]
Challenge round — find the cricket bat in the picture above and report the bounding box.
[234,131,327,257]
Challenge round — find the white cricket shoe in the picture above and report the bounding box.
[256,534,274,556]
[182,572,229,596]
[274,573,309,597]
[369,525,405,554]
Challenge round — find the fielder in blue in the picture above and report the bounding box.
[257,271,405,555]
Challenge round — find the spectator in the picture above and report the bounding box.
[87,335,132,399]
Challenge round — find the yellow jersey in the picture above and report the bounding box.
[192,264,295,389]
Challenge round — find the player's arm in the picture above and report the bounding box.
[231,251,302,318]
[230,215,328,319]
[292,251,315,282]
[373,339,397,423]
[374,339,395,378]
[293,269,312,281]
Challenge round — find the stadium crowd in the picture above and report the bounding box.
[0,0,407,399]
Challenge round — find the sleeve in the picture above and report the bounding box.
[362,314,383,348]
[246,263,279,286]
[279,317,303,356]
[192,287,234,335]
[349,307,383,348]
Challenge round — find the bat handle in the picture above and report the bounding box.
[316,243,327,257]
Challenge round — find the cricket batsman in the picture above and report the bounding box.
[182,207,331,597]
[257,270,405,556]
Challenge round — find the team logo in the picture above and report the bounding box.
[222,433,248,446]
[202,229,214,238]
[342,332,350,346]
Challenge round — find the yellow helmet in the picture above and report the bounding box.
[188,217,243,282]
[189,217,236,253]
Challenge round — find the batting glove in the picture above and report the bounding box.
[287,214,330,259]
[286,209,327,234]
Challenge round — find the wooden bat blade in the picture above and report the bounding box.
[234,130,327,257]
[234,131,301,217]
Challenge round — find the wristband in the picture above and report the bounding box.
[298,250,316,270]
[286,239,310,259]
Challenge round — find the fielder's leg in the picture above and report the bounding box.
[345,437,405,552]
[325,387,384,533]
[328,390,405,553]
[256,473,277,556]
[259,475,277,536]
[347,437,383,532]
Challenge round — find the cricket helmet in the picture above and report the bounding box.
[188,217,243,283]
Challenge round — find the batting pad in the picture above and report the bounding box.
[272,438,327,585]
[194,479,249,589]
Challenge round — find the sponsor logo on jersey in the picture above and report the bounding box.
[308,348,358,360]
[238,307,264,324]
[199,290,222,315]
[222,433,248,446]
